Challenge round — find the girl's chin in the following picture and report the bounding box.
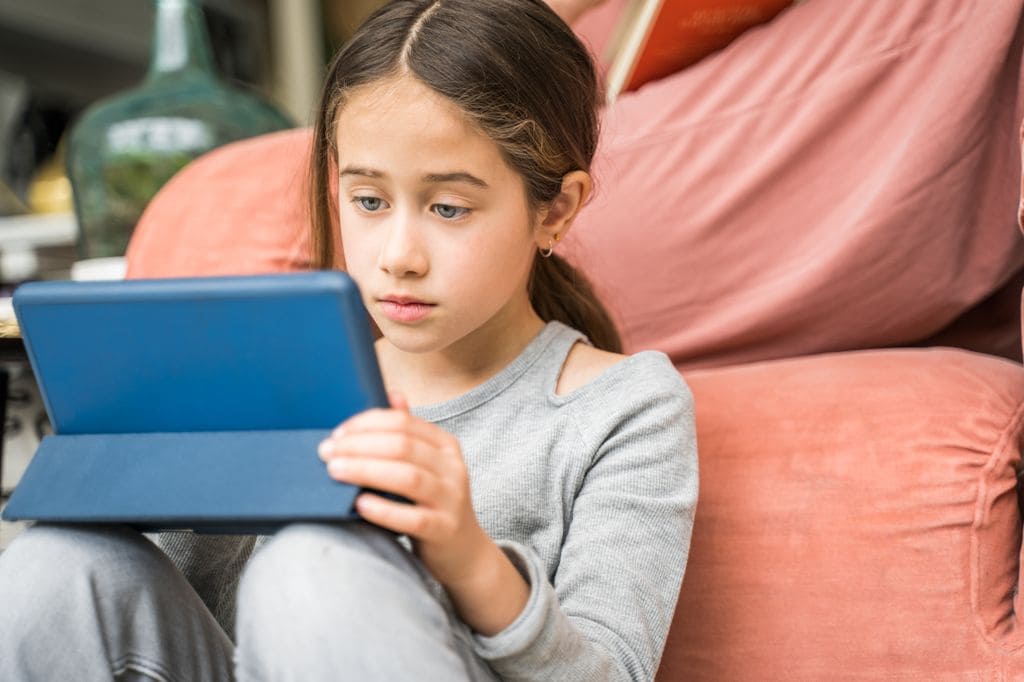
[376,322,451,355]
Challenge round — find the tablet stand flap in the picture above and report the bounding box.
[2,429,361,532]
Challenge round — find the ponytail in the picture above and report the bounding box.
[529,254,621,353]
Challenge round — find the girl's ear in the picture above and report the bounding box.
[534,170,592,249]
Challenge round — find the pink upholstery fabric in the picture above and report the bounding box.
[127,1,1024,368]
[571,0,628,64]
[657,348,1024,680]
[125,128,314,278]
[565,0,1024,368]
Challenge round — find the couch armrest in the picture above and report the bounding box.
[657,348,1024,680]
[125,128,313,279]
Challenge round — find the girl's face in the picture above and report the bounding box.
[335,75,544,357]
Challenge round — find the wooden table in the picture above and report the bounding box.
[0,319,25,362]
[0,321,22,494]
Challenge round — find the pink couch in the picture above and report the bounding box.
[126,0,1024,677]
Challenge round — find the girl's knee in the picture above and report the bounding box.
[243,522,414,585]
[1,524,162,583]
[0,524,179,630]
[236,522,458,674]
[238,522,426,622]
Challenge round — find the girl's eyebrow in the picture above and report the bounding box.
[423,172,489,189]
[339,166,488,189]
[340,166,382,179]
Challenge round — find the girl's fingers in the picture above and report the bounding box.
[326,457,445,505]
[318,431,442,474]
[353,491,450,538]
[332,408,450,450]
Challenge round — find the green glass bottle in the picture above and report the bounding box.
[67,0,293,258]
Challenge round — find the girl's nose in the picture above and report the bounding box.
[378,213,428,277]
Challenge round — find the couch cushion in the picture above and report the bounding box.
[657,348,1024,680]
[125,128,314,278]
[566,0,1024,368]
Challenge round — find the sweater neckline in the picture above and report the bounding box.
[411,321,578,423]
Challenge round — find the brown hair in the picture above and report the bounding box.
[308,0,621,352]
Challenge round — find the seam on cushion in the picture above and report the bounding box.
[972,396,1024,652]
[611,0,976,149]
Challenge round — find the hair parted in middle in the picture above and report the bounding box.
[308,0,622,352]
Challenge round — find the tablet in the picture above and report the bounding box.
[2,271,387,532]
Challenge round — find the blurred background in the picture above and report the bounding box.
[0,0,386,281]
[0,0,388,498]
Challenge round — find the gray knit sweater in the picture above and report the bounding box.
[159,321,698,681]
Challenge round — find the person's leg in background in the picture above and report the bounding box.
[0,524,234,682]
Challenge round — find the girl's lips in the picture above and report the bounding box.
[378,299,435,323]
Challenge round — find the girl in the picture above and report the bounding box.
[0,1,697,680]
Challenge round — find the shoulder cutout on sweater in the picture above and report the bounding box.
[554,341,628,397]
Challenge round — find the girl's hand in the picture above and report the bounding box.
[317,393,490,589]
[318,393,530,635]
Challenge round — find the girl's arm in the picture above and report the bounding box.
[320,358,698,681]
[318,395,530,635]
[471,356,697,681]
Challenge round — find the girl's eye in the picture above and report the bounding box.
[433,204,469,220]
[353,196,387,212]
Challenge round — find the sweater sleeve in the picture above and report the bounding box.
[470,356,699,681]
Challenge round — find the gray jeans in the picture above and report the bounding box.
[0,522,499,681]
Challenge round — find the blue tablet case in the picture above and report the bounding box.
[1,271,388,532]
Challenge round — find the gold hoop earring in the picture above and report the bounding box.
[539,233,560,258]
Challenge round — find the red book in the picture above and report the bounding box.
[604,0,798,102]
